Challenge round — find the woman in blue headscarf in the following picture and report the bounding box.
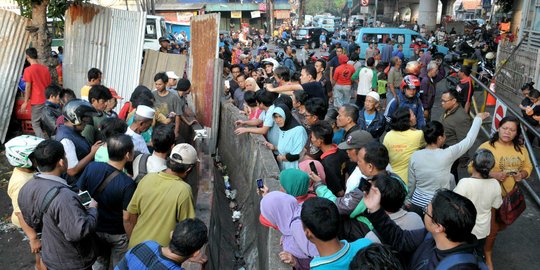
[267,103,308,170]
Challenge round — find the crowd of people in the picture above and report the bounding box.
[3,16,537,270]
[7,47,206,270]
[222,28,533,270]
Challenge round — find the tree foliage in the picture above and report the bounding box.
[305,0,347,17]
[495,0,513,14]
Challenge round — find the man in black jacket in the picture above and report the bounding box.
[42,84,63,138]
[363,187,484,270]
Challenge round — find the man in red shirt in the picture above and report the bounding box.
[332,54,355,108]
[20,48,51,138]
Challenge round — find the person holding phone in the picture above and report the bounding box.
[18,140,99,270]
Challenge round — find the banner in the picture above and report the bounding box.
[251,11,261,18]
[274,10,290,19]
[231,11,242,19]
[177,12,196,25]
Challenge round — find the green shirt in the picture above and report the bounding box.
[127,172,195,248]
[81,113,106,144]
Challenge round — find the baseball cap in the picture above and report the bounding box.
[109,88,123,100]
[170,143,200,165]
[338,130,374,150]
[159,36,170,43]
[135,105,155,119]
[166,71,180,80]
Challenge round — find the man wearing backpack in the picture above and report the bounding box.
[18,140,99,270]
[132,125,175,182]
[363,188,488,270]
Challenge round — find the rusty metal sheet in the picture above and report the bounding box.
[189,13,220,127]
[139,49,187,90]
[63,3,145,109]
[0,9,31,143]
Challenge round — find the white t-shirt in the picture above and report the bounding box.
[132,154,167,180]
[60,138,79,169]
[454,177,503,239]
[346,167,366,194]
[356,67,375,96]
[126,128,150,154]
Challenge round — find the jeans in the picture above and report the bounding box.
[31,103,46,138]
[93,232,128,270]
[333,84,352,108]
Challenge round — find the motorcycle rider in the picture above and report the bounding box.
[384,75,426,129]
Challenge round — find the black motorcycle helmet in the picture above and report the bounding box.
[62,99,99,126]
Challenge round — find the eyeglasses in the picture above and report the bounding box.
[440,98,455,103]
[422,205,433,219]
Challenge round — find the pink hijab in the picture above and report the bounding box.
[299,160,326,194]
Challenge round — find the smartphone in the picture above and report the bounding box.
[359,179,372,194]
[256,178,264,189]
[78,191,92,206]
[309,161,318,176]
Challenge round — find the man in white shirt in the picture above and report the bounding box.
[352,57,377,110]
[131,125,175,182]
[126,105,154,154]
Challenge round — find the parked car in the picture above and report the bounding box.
[292,27,333,49]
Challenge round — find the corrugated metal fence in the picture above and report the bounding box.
[63,3,145,108]
[0,10,31,143]
[189,14,220,127]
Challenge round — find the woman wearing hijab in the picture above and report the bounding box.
[260,191,318,269]
[279,169,316,203]
[266,104,308,170]
[298,160,326,194]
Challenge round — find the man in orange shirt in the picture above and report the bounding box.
[20,48,51,138]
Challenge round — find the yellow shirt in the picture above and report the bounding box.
[477,141,533,193]
[127,172,195,248]
[80,85,91,101]
[7,168,34,228]
[383,129,426,184]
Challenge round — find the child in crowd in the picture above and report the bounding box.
[377,72,388,110]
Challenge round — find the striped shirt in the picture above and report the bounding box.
[115,241,183,270]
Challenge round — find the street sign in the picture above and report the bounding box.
[361,6,369,14]
[361,0,369,6]
[492,99,507,132]
[348,0,353,8]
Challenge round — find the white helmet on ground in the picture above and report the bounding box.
[4,135,44,168]
[485,52,495,60]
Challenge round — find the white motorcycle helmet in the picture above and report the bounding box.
[4,135,44,168]
[485,52,495,60]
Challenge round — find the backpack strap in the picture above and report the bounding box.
[135,153,151,183]
[38,186,64,220]
[435,253,481,270]
[94,170,121,198]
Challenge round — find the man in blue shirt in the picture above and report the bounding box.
[391,44,405,62]
[115,218,208,270]
[302,197,372,269]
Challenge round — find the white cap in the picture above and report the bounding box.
[166,71,180,80]
[135,105,155,119]
[366,91,380,102]
[170,143,199,165]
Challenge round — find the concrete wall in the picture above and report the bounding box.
[210,102,289,270]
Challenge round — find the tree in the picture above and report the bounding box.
[495,0,513,13]
[16,0,79,83]
[305,0,347,17]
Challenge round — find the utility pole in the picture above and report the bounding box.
[374,0,378,24]
[298,0,305,26]
[268,0,274,35]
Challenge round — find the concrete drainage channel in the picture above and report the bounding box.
[202,103,289,270]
